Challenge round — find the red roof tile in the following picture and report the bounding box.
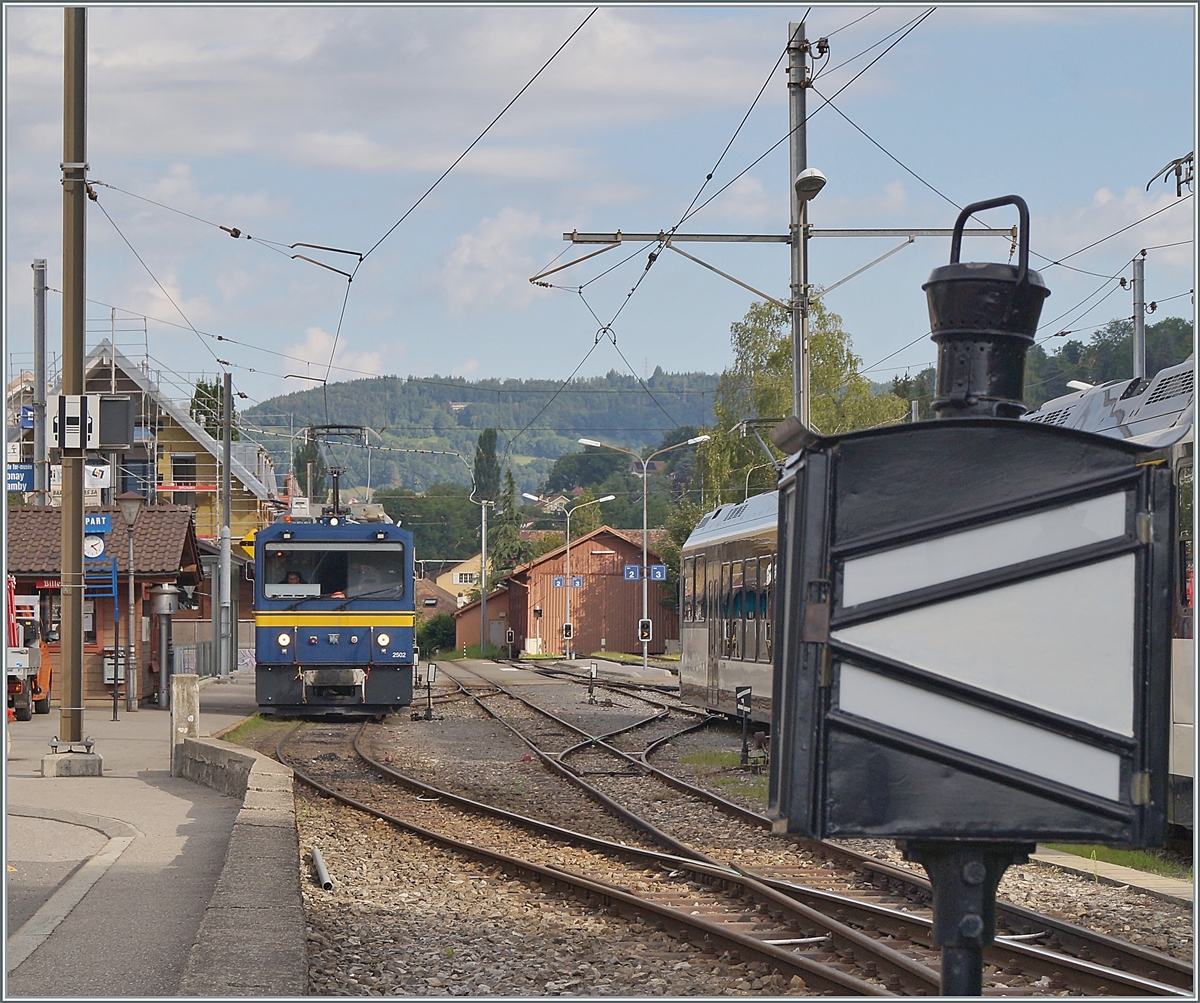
[6,505,200,579]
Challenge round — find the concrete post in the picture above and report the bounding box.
[171,673,200,776]
[788,20,809,424]
[59,7,88,745]
[1132,252,1146,380]
[32,259,48,505]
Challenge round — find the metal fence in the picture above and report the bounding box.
[173,620,255,677]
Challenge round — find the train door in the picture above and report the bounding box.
[1170,447,1193,828]
[703,554,719,707]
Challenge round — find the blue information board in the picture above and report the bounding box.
[6,463,33,492]
[84,514,112,533]
[552,576,565,589]
[571,575,583,589]
[623,565,640,580]
[649,564,667,581]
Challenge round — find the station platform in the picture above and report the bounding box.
[4,672,305,997]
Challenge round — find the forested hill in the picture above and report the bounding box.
[243,367,719,495]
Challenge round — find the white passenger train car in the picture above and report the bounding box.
[678,489,778,724]
[679,358,1193,829]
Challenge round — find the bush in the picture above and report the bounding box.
[416,612,456,655]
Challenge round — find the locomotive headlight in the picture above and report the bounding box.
[376,632,391,648]
[277,632,292,647]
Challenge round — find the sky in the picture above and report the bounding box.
[4,4,1197,416]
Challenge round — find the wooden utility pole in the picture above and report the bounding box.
[60,6,87,743]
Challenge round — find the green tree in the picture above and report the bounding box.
[658,500,706,611]
[189,377,239,440]
[293,428,327,501]
[375,482,478,559]
[544,447,625,493]
[699,298,907,504]
[474,428,501,501]
[891,368,937,420]
[489,469,524,575]
[1023,315,1193,409]
[569,489,603,538]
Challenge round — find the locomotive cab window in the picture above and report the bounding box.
[263,541,405,599]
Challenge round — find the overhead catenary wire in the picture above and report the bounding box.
[531,9,936,448]
[91,194,227,371]
[317,9,597,389]
[678,7,936,229]
[357,8,596,267]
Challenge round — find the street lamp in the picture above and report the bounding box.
[745,461,776,502]
[116,490,144,712]
[792,165,825,426]
[560,494,614,659]
[578,435,710,670]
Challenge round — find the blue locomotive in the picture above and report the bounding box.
[254,517,415,715]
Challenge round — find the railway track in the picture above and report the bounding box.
[279,721,900,994]
[428,661,1192,996]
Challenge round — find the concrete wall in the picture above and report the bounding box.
[176,738,308,996]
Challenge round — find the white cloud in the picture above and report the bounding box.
[700,175,782,223]
[1037,188,1194,271]
[436,208,557,315]
[128,267,213,329]
[283,326,384,380]
[291,132,582,180]
[452,358,480,378]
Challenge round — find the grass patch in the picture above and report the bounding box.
[586,650,679,665]
[219,713,278,744]
[678,750,743,768]
[711,774,769,804]
[1044,844,1193,881]
[443,644,504,660]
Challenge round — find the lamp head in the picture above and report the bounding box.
[115,490,144,527]
[577,438,602,448]
[521,492,540,502]
[597,494,616,503]
[686,435,711,446]
[794,167,826,202]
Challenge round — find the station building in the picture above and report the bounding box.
[454,525,678,656]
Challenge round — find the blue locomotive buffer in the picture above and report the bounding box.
[254,521,415,714]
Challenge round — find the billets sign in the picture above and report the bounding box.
[770,418,1172,847]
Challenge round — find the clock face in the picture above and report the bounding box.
[84,534,105,558]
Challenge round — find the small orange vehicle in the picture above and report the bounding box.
[6,576,52,720]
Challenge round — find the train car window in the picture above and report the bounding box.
[731,561,744,660]
[263,541,405,599]
[683,557,694,622]
[1177,460,1193,639]
[695,556,706,622]
[744,560,759,662]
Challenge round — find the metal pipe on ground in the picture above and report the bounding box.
[311,846,333,890]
